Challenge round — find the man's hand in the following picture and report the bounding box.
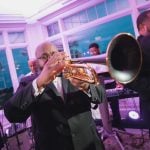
[37,52,67,89]
[69,78,90,92]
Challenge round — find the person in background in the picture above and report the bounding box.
[3,42,105,150]
[88,43,124,150]
[18,59,39,83]
[128,9,150,129]
[88,43,112,136]
[88,43,123,134]
[108,81,124,130]
[27,59,39,75]
[89,43,100,56]
[27,59,39,133]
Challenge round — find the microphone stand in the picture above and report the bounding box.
[13,123,22,150]
[0,121,9,150]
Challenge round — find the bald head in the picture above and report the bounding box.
[35,42,58,70]
[28,59,38,74]
[35,42,58,58]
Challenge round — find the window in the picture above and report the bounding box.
[116,0,129,10]
[87,7,97,21]
[96,2,107,18]
[0,33,4,45]
[63,0,130,30]
[71,14,81,27]
[0,49,13,107]
[106,0,117,14]
[136,0,150,5]
[51,39,64,52]
[0,49,12,89]
[79,11,88,24]
[105,0,129,14]
[63,10,88,30]
[12,48,29,80]
[68,40,83,58]
[8,32,25,44]
[47,22,60,36]
[67,15,135,58]
[63,17,73,30]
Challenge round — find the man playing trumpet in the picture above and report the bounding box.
[4,42,105,150]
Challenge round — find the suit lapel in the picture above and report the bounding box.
[62,77,79,94]
[47,82,62,97]
[61,77,68,95]
[45,78,80,102]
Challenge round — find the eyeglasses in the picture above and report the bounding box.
[37,52,56,61]
[37,54,49,61]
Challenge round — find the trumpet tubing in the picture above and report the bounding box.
[63,63,99,84]
[70,33,142,84]
[61,33,142,85]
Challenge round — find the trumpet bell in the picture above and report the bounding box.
[106,33,142,84]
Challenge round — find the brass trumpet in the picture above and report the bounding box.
[63,60,100,85]
[63,33,142,85]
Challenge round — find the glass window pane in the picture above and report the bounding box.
[139,8,149,13]
[63,11,88,30]
[12,48,29,80]
[53,22,60,34]
[8,32,25,44]
[71,14,81,27]
[0,33,4,45]
[136,0,148,5]
[116,0,129,10]
[47,24,54,36]
[79,11,88,24]
[87,7,97,22]
[96,2,107,18]
[0,49,12,89]
[0,49,13,107]
[68,40,83,58]
[51,39,64,52]
[105,0,117,14]
[64,17,73,30]
[67,15,135,58]
[47,22,60,36]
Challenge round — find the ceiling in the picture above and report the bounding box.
[0,0,69,18]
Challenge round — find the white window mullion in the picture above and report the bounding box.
[3,31,19,92]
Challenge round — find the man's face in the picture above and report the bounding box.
[89,47,100,56]
[140,13,150,36]
[145,14,150,34]
[36,43,58,70]
[28,60,37,73]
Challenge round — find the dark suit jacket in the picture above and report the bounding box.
[127,35,150,94]
[4,74,105,150]
[126,35,150,125]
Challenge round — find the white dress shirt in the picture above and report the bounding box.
[53,77,64,98]
[32,77,63,98]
